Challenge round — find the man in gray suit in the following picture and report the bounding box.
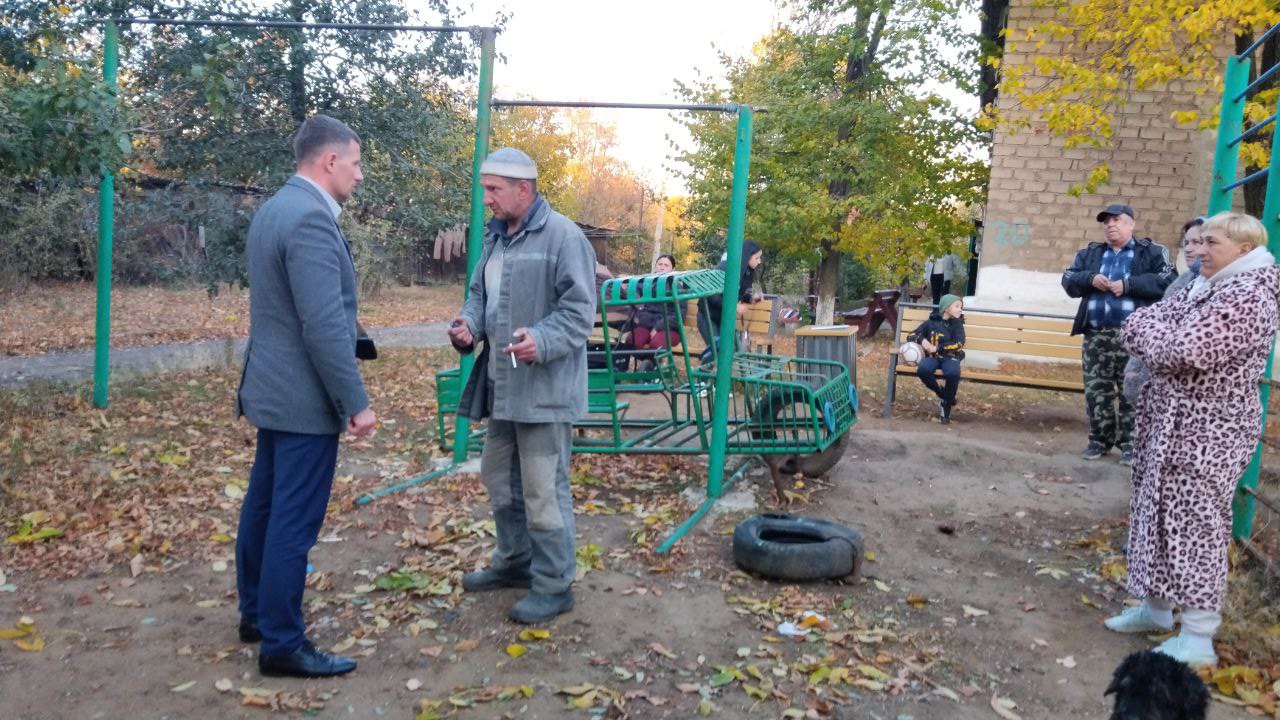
[448,147,596,624]
[235,115,377,677]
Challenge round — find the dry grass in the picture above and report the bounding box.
[0,281,464,357]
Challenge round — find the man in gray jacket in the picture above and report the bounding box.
[235,115,376,677]
[448,147,596,624]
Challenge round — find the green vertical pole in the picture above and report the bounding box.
[706,106,753,498]
[1232,68,1280,539]
[1209,56,1250,215]
[93,22,119,408]
[453,28,495,463]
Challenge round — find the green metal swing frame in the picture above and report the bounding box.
[1208,23,1280,540]
[91,19,858,550]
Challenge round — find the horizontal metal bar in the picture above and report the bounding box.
[1222,166,1271,192]
[1230,113,1278,147]
[1239,23,1280,61]
[1237,59,1280,102]
[492,99,749,113]
[99,17,494,33]
[355,463,455,505]
[899,301,1075,321]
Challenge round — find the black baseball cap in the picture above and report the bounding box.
[1096,203,1135,222]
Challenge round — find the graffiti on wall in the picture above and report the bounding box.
[989,218,1031,246]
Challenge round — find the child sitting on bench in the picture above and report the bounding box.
[908,294,965,424]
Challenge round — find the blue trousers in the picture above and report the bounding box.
[236,428,338,657]
[916,356,961,407]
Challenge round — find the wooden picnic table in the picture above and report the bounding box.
[839,289,902,339]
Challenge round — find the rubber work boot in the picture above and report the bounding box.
[508,590,574,624]
[461,566,533,592]
[1104,603,1174,634]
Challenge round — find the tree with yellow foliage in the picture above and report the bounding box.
[985,0,1280,200]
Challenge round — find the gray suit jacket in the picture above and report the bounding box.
[236,177,369,435]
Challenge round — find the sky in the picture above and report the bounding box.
[439,0,785,191]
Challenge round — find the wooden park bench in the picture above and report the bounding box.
[668,295,782,361]
[883,302,1084,418]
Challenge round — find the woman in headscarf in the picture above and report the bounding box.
[1106,212,1279,667]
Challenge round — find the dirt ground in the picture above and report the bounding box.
[0,349,1268,720]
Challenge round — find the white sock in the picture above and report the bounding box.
[1180,607,1221,639]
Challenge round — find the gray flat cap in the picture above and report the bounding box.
[479,147,538,180]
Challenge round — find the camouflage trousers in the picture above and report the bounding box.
[1082,327,1134,451]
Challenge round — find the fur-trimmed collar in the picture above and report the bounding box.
[1189,247,1276,301]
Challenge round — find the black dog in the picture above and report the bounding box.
[1105,651,1209,720]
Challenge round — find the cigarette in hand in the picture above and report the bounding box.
[510,351,518,368]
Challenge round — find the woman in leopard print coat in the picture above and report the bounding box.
[1108,212,1279,668]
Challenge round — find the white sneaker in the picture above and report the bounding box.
[1104,605,1173,634]
[1154,634,1217,668]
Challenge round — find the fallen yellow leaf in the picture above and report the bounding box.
[14,634,44,651]
[505,643,528,658]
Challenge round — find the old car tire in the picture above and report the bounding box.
[779,432,849,479]
[751,388,850,479]
[732,513,864,582]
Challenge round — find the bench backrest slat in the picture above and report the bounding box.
[961,338,1083,360]
[745,298,774,337]
[894,306,1079,360]
[962,326,1081,347]
[962,314,1077,333]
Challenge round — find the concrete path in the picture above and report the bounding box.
[0,322,452,389]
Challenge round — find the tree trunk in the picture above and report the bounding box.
[978,0,1011,115]
[814,247,841,325]
[816,2,889,322]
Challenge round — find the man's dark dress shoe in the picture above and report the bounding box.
[239,619,262,643]
[259,641,357,678]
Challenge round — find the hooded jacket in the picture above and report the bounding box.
[705,240,762,317]
[908,312,966,360]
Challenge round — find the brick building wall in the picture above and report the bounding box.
[975,0,1227,311]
